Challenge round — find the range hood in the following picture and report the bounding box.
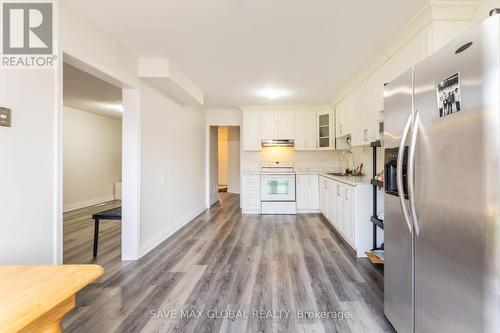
[261,139,294,147]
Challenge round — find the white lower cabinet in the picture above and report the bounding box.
[328,179,338,225]
[319,175,372,257]
[319,176,329,217]
[241,175,261,214]
[296,174,320,213]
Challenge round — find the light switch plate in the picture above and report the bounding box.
[0,107,12,127]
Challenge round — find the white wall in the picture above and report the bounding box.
[206,107,242,126]
[139,87,206,252]
[0,1,209,264]
[227,127,240,194]
[0,69,57,264]
[63,106,122,211]
[61,2,208,259]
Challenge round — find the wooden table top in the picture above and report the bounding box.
[0,265,103,333]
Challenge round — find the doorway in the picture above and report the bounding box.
[208,126,241,206]
[62,61,124,264]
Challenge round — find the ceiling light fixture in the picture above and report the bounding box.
[256,87,290,100]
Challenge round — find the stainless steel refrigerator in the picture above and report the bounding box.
[384,14,500,333]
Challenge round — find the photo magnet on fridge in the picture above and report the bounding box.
[437,73,462,117]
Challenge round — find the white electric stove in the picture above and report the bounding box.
[260,162,296,215]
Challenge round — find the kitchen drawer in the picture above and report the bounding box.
[241,191,260,200]
[241,182,260,191]
[242,198,261,210]
[242,175,260,182]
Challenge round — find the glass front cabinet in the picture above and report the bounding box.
[317,109,335,150]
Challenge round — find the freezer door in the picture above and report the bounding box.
[384,69,414,333]
[412,16,500,333]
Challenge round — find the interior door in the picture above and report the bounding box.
[413,18,499,333]
[384,69,414,333]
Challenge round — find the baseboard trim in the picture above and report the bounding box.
[297,209,321,214]
[63,195,116,212]
[209,196,219,207]
[139,204,207,258]
[242,210,261,215]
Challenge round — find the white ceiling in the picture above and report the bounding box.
[63,63,123,119]
[63,0,430,107]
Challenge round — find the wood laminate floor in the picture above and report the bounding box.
[62,193,393,333]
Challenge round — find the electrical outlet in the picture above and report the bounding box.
[0,107,11,127]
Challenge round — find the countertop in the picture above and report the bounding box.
[241,169,261,175]
[294,168,340,175]
[320,173,371,186]
[0,265,103,332]
[241,167,341,175]
[241,169,371,186]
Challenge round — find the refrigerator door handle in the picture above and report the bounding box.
[408,110,420,235]
[397,113,413,234]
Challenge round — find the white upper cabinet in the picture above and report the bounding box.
[295,111,317,151]
[260,111,295,140]
[242,111,261,151]
[335,103,344,138]
[317,109,335,150]
[261,111,278,139]
[294,111,306,150]
[333,23,443,147]
[244,107,340,151]
[305,112,317,150]
[277,111,295,139]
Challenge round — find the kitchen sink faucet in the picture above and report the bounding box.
[340,150,355,172]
